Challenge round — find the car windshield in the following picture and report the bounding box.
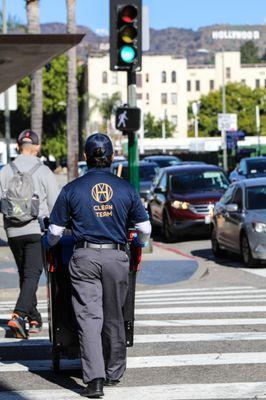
[153,159,180,168]
[247,160,266,176]
[118,165,159,181]
[170,170,229,193]
[246,186,266,210]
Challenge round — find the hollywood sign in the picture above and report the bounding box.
[212,30,260,40]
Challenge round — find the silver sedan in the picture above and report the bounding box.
[210,178,266,267]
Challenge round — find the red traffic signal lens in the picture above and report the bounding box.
[121,5,137,23]
[121,25,137,43]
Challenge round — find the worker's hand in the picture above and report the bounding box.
[132,233,148,248]
[42,235,52,250]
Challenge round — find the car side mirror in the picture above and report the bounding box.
[225,203,239,213]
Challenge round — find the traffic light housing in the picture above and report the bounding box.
[110,0,142,71]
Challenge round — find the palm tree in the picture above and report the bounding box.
[26,0,43,142]
[66,0,78,181]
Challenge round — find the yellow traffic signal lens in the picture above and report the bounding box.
[121,5,137,23]
[121,26,137,43]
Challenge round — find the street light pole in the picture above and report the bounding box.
[221,50,228,172]
[2,0,11,163]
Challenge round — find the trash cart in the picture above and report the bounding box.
[46,229,141,373]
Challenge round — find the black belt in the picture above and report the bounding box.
[75,241,126,251]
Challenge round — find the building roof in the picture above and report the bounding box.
[0,34,84,93]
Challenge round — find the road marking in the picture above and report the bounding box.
[241,268,266,278]
[136,293,266,301]
[0,300,47,306]
[2,352,266,372]
[0,322,49,331]
[136,286,254,295]
[0,312,48,319]
[135,305,266,315]
[135,318,266,327]
[2,382,266,400]
[136,289,266,297]
[3,331,266,346]
[136,298,266,305]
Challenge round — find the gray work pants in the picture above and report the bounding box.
[69,247,129,383]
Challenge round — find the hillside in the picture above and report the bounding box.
[38,23,266,64]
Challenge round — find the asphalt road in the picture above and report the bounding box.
[2,234,266,399]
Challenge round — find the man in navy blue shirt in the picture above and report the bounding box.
[48,133,151,398]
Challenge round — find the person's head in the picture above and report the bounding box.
[17,130,40,156]
[84,133,114,168]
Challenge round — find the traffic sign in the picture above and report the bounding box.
[218,113,238,132]
[115,106,141,131]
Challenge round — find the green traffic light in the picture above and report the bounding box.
[120,45,136,63]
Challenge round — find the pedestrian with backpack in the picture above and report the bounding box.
[0,130,59,339]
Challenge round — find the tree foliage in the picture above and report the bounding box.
[188,83,266,137]
[144,112,175,138]
[240,41,260,64]
[98,92,121,122]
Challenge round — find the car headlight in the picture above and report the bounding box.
[253,222,266,233]
[171,200,190,210]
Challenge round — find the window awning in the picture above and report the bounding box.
[0,34,85,93]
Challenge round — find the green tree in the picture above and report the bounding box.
[144,112,175,138]
[240,40,260,64]
[188,83,266,137]
[98,92,121,130]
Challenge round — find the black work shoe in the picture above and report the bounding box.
[7,314,29,339]
[103,379,120,386]
[81,378,104,398]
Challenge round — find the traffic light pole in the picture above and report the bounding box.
[127,70,140,192]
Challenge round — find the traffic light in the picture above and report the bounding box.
[110,0,142,71]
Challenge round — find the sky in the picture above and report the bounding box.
[2,0,266,34]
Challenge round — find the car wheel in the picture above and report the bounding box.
[241,233,258,268]
[163,212,173,242]
[211,227,225,258]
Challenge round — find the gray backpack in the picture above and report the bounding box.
[1,161,42,225]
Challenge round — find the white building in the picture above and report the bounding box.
[87,51,266,138]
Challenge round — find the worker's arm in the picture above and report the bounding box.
[46,187,69,246]
[129,188,152,247]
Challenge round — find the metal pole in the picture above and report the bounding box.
[195,116,199,153]
[221,50,228,172]
[2,0,11,163]
[256,105,261,156]
[127,70,139,191]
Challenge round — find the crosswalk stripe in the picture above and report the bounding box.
[135,318,266,327]
[1,382,266,400]
[0,300,47,306]
[135,294,266,302]
[135,305,266,315]
[136,298,266,305]
[136,289,266,297]
[3,331,266,346]
[136,286,254,295]
[0,312,48,319]
[2,352,266,372]
[0,322,49,331]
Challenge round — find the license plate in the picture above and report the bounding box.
[205,215,211,224]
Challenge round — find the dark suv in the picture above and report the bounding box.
[147,164,229,240]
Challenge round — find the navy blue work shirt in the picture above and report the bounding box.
[50,167,149,244]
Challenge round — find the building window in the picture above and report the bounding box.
[241,79,246,85]
[171,115,178,126]
[101,93,108,100]
[209,80,214,91]
[226,67,231,79]
[137,93,143,100]
[136,73,142,88]
[171,71,176,83]
[161,93,167,104]
[195,80,200,91]
[187,80,191,91]
[171,93,177,105]
[146,93,150,105]
[145,73,149,83]
[102,71,108,84]
[161,71,166,83]
[112,73,118,85]
[256,79,260,89]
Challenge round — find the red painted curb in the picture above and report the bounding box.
[154,242,197,261]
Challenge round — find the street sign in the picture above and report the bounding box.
[115,106,141,131]
[218,113,238,132]
[0,85,17,110]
